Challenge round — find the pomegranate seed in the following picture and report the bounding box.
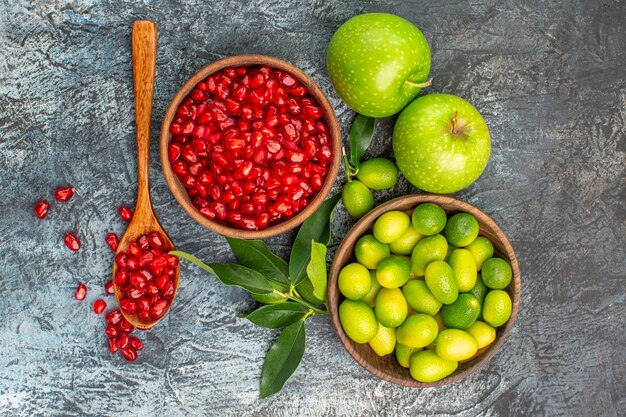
[74,283,87,301]
[118,333,130,349]
[165,254,179,268]
[129,336,144,350]
[104,280,115,295]
[54,186,75,202]
[105,233,119,251]
[121,347,138,362]
[64,232,81,252]
[108,338,119,353]
[93,299,107,314]
[120,299,137,314]
[33,199,50,219]
[119,318,135,333]
[147,232,165,249]
[151,299,169,319]
[106,309,123,325]
[168,143,181,162]
[137,296,151,312]
[128,287,145,299]
[161,280,175,299]
[105,324,118,339]
[118,206,134,222]
[115,269,129,286]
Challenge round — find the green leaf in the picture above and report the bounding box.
[244,302,310,329]
[306,241,327,302]
[225,237,290,289]
[349,114,375,169]
[296,279,324,305]
[171,251,274,295]
[260,319,306,398]
[289,193,341,286]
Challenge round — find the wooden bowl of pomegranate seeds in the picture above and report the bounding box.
[160,55,341,239]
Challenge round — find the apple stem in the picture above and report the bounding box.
[404,78,432,89]
[452,111,458,133]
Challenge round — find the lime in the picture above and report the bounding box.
[465,236,494,270]
[424,260,458,304]
[441,294,481,330]
[395,343,422,368]
[411,203,447,236]
[482,290,512,327]
[447,249,477,292]
[466,321,496,349]
[481,258,512,289]
[389,224,423,255]
[403,280,442,316]
[443,213,479,247]
[338,263,371,300]
[368,323,396,356]
[377,256,411,288]
[411,234,448,276]
[374,288,408,327]
[355,234,390,269]
[361,270,382,307]
[356,158,398,190]
[396,313,439,348]
[409,350,458,383]
[342,180,374,219]
[467,272,489,307]
[435,329,478,361]
[339,300,378,343]
[373,211,411,243]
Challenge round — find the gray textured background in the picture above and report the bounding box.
[0,0,624,416]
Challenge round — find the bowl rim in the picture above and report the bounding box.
[159,54,342,239]
[328,194,521,387]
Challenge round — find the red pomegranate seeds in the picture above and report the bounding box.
[74,283,87,301]
[54,186,75,202]
[64,232,81,252]
[93,299,107,314]
[104,280,115,295]
[118,206,134,222]
[105,233,120,252]
[169,65,332,230]
[34,199,50,219]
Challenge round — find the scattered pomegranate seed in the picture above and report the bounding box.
[118,206,134,222]
[120,347,138,362]
[104,280,115,295]
[34,199,50,219]
[93,299,107,314]
[64,232,81,252]
[74,283,87,301]
[54,186,75,202]
[168,65,332,231]
[105,233,119,251]
[108,338,119,353]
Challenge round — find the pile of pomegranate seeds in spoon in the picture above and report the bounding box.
[168,65,333,230]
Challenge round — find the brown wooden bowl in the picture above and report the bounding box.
[328,194,521,387]
[160,55,341,239]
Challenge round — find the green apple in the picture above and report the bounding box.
[327,13,431,117]
[393,94,491,193]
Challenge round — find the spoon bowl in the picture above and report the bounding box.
[112,20,180,330]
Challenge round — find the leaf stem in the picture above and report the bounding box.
[342,146,358,180]
[276,290,327,315]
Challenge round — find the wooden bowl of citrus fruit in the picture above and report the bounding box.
[328,194,520,387]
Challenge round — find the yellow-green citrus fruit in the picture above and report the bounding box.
[466,321,496,349]
[355,234,391,269]
[435,329,479,361]
[411,234,448,276]
[376,256,411,288]
[481,257,513,290]
[356,158,399,190]
[409,350,458,382]
[448,248,477,292]
[441,294,481,330]
[374,288,408,327]
[342,180,374,219]
[482,290,512,327]
[425,260,458,304]
[443,213,479,247]
[373,211,411,243]
[465,236,494,270]
[433,312,446,331]
[395,343,422,368]
[467,273,489,307]
[396,313,439,348]
[389,224,423,255]
[361,270,382,307]
[368,323,396,356]
[445,244,457,261]
[339,300,379,343]
[403,280,442,316]
[411,203,447,236]
[338,263,372,300]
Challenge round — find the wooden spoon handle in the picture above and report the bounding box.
[132,20,157,214]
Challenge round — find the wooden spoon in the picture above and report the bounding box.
[112,20,180,329]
